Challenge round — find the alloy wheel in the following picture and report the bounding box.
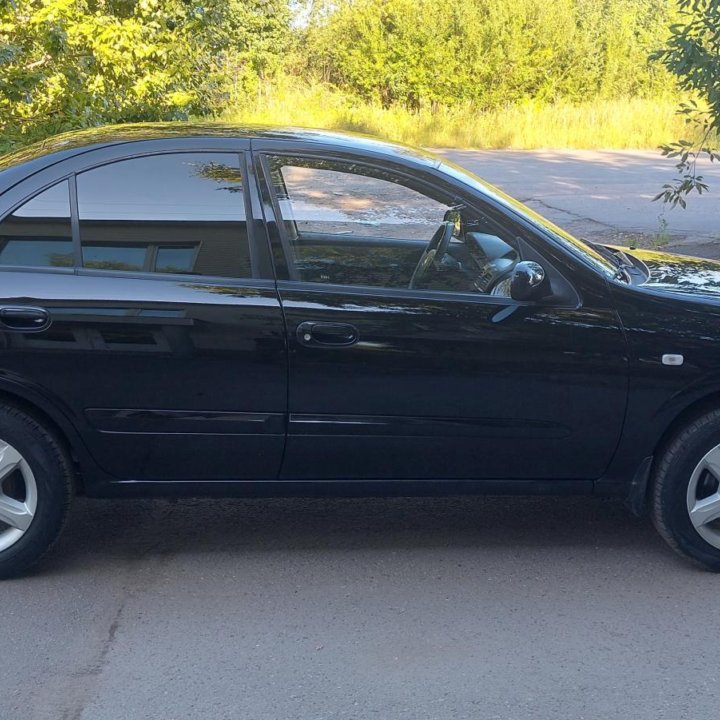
[0,440,38,553]
[686,444,720,550]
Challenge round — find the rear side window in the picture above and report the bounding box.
[0,181,73,268]
[76,153,251,277]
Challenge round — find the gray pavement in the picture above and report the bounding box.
[4,150,720,720]
[441,149,720,256]
[3,495,720,720]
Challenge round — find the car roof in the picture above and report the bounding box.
[0,123,441,185]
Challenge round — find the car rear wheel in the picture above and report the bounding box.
[0,403,74,579]
[651,408,720,570]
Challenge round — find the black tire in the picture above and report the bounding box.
[0,403,74,579]
[651,408,720,571]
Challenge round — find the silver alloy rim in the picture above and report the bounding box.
[0,440,38,553]
[687,444,720,550]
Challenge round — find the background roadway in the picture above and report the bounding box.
[442,149,720,255]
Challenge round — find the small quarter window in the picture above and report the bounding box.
[0,181,73,268]
[77,153,251,278]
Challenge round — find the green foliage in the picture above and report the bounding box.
[0,0,697,155]
[653,0,720,207]
[0,0,291,145]
[303,0,674,110]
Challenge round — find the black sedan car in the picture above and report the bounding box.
[1,124,720,576]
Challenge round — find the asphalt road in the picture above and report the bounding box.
[4,150,720,720]
[3,496,719,720]
[442,149,720,255]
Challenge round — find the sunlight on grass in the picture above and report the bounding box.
[220,82,699,150]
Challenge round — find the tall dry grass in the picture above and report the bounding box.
[220,82,699,150]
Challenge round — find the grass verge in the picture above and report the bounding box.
[220,82,699,150]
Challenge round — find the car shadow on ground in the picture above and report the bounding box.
[40,494,680,574]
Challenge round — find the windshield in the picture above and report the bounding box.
[438,158,617,278]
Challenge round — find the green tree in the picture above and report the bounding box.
[0,0,291,146]
[654,0,720,208]
[302,0,673,111]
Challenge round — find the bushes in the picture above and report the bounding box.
[303,0,675,110]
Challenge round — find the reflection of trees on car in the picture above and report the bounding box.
[193,162,244,193]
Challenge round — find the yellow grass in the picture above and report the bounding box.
[220,82,701,150]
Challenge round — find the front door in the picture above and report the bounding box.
[257,150,627,481]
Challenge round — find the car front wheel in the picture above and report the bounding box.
[652,408,720,570]
[0,403,74,579]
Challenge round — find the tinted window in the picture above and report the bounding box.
[0,181,73,268]
[268,156,519,294]
[77,153,251,277]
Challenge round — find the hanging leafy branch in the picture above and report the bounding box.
[654,0,720,208]
[0,0,291,147]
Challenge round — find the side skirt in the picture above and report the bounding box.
[85,478,594,499]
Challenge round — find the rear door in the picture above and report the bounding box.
[0,140,287,481]
[254,147,628,482]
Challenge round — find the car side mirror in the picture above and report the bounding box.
[510,261,548,301]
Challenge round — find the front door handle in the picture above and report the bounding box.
[297,321,359,347]
[0,306,51,332]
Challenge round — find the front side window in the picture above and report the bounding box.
[76,153,250,278]
[0,181,73,268]
[267,156,519,294]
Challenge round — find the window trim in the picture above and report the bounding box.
[72,266,279,290]
[274,277,535,308]
[68,173,81,268]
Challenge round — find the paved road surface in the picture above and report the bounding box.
[442,149,720,256]
[3,496,719,720]
[4,150,720,720]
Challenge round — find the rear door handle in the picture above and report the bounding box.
[0,306,51,332]
[297,321,359,347]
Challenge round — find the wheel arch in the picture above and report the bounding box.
[633,390,720,514]
[655,391,720,459]
[0,380,90,494]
